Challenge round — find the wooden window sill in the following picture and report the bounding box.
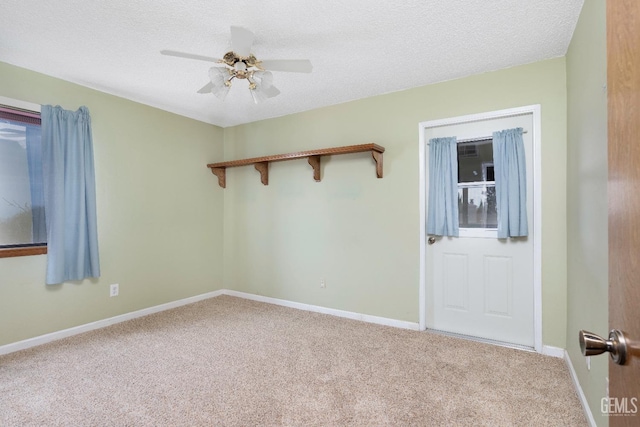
[0,246,47,258]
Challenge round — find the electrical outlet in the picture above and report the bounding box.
[110,283,119,297]
[320,279,326,288]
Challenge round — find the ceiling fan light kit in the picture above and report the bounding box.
[161,26,312,104]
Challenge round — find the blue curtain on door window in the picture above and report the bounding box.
[41,105,100,284]
[492,127,528,238]
[427,136,459,237]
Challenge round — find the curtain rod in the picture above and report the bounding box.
[427,130,528,145]
[457,130,528,144]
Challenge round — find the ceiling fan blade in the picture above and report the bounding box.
[263,85,281,98]
[197,82,214,94]
[258,59,313,73]
[161,50,221,63]
[230,26,255,57]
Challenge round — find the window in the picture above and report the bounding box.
[457,138,497,230]
[0,101,47,258]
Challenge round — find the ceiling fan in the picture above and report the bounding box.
[161,26,313,103]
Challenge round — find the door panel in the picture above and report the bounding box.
[484,255,512,317]
[442,253,468,311]
[607,0,640,424]
[425,113,534,347]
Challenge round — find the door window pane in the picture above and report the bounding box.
[458,184,497,228]
[458,139,494,182]
[457,138,496,229]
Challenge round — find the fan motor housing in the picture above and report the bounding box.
[222,51,259,68]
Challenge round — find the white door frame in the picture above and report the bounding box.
[418,105,542,353]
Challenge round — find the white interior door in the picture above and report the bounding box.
[423,112,535,348]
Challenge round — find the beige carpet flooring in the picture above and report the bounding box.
[0,295,587,426]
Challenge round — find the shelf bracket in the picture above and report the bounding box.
[211,167,226,188]
[371,150,383,178]
[254,162,269,186]
[307,155,321,182]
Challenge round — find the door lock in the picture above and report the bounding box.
[579,329,629,365]
[428,236,436,245]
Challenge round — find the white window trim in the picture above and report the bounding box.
[459,228,498,238]
[0,96,40,113]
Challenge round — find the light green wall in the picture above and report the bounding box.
[223,58,568,347]
[566,1,608,425]
[0,55,572,350]
[0,62,225,346]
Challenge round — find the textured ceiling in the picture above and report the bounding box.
[0,0,583,128]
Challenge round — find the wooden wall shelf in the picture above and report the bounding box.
[207,143,385,188]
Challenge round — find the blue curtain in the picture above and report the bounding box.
[41,105,100,285]
[427,137,459,237]
[492,128,528,238]
[25,124,46,243]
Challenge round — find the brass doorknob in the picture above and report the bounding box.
[579,329,628,365]
[428,237,436,245]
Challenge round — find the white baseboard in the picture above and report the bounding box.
[222,290,420,331]
[541,345,565,358]
[543,345,598,426]
[564,350,597,427]
[0,289,418,356]
[7,289,566,358]
[0,290,225,356]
